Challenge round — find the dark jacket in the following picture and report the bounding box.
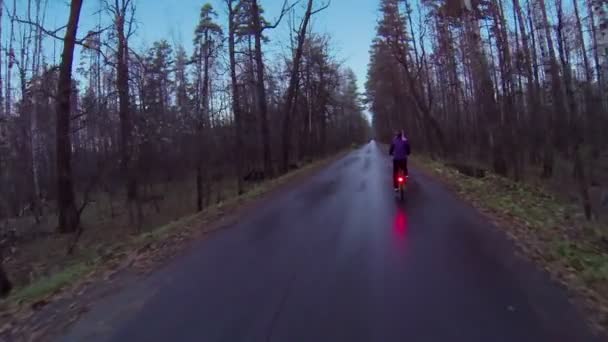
[389,136,411,160]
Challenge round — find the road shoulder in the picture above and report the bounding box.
[412,156,608,338]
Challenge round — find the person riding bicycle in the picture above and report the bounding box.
[389,130,411,191]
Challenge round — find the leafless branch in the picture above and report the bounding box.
[263,0,300,30]
[71,124,88,134]
[11,15,111,46]
[70,111,88,121]
[311,1,331,15]
[126,1,137,39]
[12,14,116,67]
[13,17,67,37]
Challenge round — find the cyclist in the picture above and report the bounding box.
[389,130,411,191]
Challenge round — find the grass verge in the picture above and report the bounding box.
[9,263,90,305]
[412,155,608,333]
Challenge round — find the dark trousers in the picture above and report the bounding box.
[393,159,408,188]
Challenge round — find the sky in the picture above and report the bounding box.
[38,0,379,94]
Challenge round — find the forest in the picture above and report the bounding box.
[367,0,608,218]
[366,2,608,327]
[0,0,606,323]
[0,0,369,296]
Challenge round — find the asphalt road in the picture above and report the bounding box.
[61,142,600,342]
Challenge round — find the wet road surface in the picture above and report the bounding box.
[61,142,599,342]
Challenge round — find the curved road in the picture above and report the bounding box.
[61,142,599,342]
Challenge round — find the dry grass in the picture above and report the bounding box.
[1,174,246,290]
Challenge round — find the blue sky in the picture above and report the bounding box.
[39,0,378,93]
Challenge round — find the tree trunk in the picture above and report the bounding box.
[573,144,592,220]
[56,0,83,233]
[6,0,15,117]
[30,0,44,223]
[0,0,4,117]
[252,0,273,177]
[196,163,203,212]
[586,0,606,161]
[227,0,244,194]
[555,0,576,147]
[281,0,315,173]
[573,0,598,159]
[538,0,564,178]
[490,0,513,176]
[196,36,212,212]
[115,3,139,225]
[0,261,11,297]
[525,0,545,163]
[463,9,500,168]
[587,0,605,112]
[513,0,536,178]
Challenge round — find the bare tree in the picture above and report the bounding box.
[226,0,245,194]
[107,0,141,226]
[193,3,222,211]
[56,0,84,233]
[251,0,273,177]
[281,0,328,172]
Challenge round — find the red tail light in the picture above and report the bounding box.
[398,177,404,183]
